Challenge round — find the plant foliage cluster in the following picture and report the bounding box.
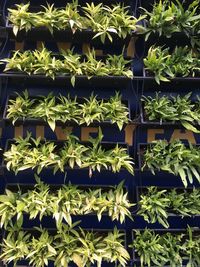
[4,130,134,176]
[0,178,133,228]
[138,186,200,228]
[141,0,200,47]
[8,2,143,43]
[7,91,129,130]
[1,223,129,267]
[142,92,200,133]
[144,46,200,84]
[1,47,133,85]
[142,139,200,187]
[132,227,200,267]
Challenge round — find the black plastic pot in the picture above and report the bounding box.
[143,68,200,87]
[0,72,134,88]
[6,21,134,47]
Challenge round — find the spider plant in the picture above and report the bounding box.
[0,188,25,228]
[36,4,61,34]
[8,2,142,43]
[102,227,130,266]
[7,91,129,130]
[104,92,129,130]
[76,229,104,266]
[4,133,60,174]
[1,47,133,84]
[96,181,134,223]
[52,184,85,227]
[54,223,81,267]
[142,139,200,187]
[8,3,37,35]
[82,128,111,177]
[0,225,31,266]
[59,135,89,171]
[4,131,134,175]
[78,94,106,125]
[1,224,129,267]
[27,227,57,267]
[0,179,133,228]
[23,178,52,221]
[6,90,36,124]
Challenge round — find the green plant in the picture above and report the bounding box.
[27,227,57,267]
[182,226,200,266]
[7,91,129,131]
[137,186,170,228]
[1,224,130,267]
[8,2,142,43]
[142,139,200,187]
[137,187,200,228]
[161,232,183,266]
[78,94,105,125]
[141,0,200,47]
[0,178,133,228]
[144,46,200,84]
[1,47,133,84]
[6,90,36,124]
[4,131,134,175]
[102,227,130,266]
[0,225,31,266]
[103,92,129,130]
[142,92,200,133]
[0,188,26,228]
[131,229,189,267]
[131,229,167,267]
[168,188,200,218]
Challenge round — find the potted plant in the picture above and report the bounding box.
[0,177,134,228]
[138,139,200,187]
[0,223,130,267]
[140,92,200,133]
[6,2,143,45]
[144,46,200,84]
[136,186,200,228]
[0,46,133,86]
[4,90,130,131]
[140,0,200,48]
[3,130,134,176]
